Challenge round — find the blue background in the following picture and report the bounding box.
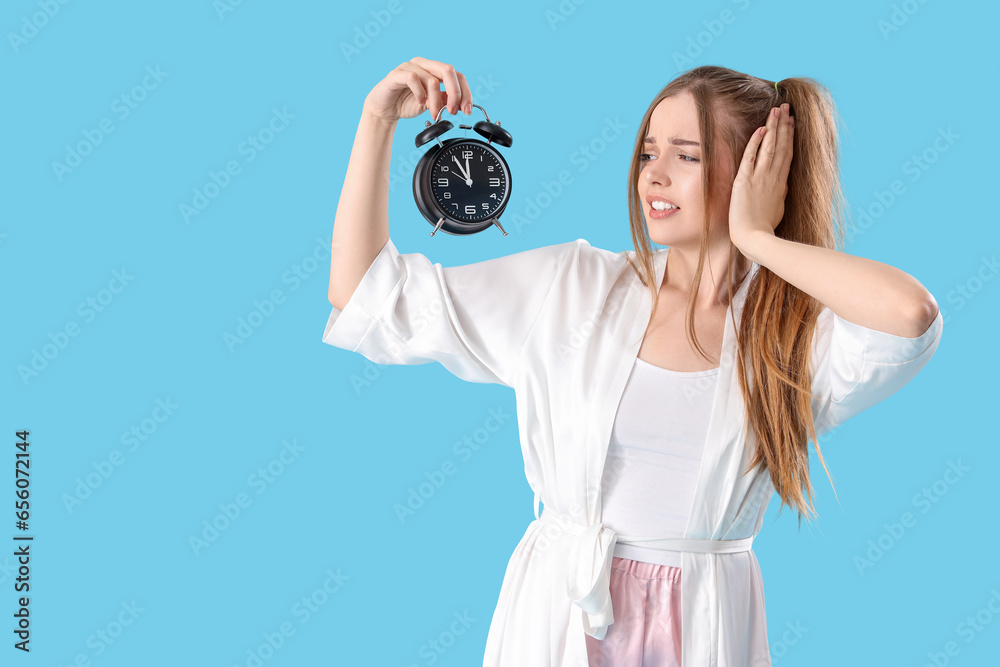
[2,0,996,665]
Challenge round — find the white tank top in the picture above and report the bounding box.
[599,356,719,569]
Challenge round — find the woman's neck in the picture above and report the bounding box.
[661,243,752,309]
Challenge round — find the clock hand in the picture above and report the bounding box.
[451,155,470,182]
[464,157,473,187]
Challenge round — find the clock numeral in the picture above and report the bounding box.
[431,147,506,221]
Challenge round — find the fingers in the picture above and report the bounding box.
[756,106,780,173]
[739,125,766,177]
[409,56,468,115]
[457,71,472,115]
[393,63,431,107]
[775,105,794,180]
[759,104,794,176]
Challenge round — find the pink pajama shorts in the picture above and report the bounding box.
[585,556,683,667]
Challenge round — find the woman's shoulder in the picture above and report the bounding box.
[490,237,634,278]
[432,237,641,297]
[574,239,667,280]
[566,237,638,268]
[549,239,649,297]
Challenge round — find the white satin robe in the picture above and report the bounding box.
[321,236,944,667]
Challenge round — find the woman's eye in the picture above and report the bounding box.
[639,153,699,163]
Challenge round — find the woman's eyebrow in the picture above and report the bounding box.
[643,136,701,147]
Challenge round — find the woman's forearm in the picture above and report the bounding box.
[738,230,939,338]
[328,103,398,310]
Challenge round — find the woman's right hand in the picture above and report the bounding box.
[363,57,473,124]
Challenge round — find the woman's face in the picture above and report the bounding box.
[638,91,733,248]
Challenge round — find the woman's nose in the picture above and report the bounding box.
[645,162,670,185]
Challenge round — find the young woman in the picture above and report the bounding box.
[325,57,944,667]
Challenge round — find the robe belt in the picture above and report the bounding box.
[535,496,754,641]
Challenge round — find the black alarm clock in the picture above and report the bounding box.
[412,103,513,237]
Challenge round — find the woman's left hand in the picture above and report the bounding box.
[728,103,794,252]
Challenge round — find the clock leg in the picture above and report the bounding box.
[490,217,508,237]
[431,217,446,236]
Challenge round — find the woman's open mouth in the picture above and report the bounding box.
[648,205,680,219]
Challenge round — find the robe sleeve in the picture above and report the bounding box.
[809,305,944,436]
[321,236,578,387]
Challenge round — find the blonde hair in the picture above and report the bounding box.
[621,65,850,526]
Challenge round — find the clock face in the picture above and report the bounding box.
[430,141,510,222]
